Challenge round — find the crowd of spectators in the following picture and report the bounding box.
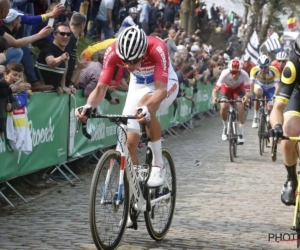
[0,0,245,186]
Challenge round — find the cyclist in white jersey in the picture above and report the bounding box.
[116,8,138,36]
[212,59,250,143]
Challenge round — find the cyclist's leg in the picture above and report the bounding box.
[234,85,246,142]
[144,75,179,187]
[281,91,300,205]
[264,86,275,128]
[252,83,263,128]
[219,85,231,140]
[122,81,153,166]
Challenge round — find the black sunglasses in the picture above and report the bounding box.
[278,60,287,63]
[57,32,71,37]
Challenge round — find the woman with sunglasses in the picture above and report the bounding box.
[76,25,179,198]
[249,55,280,128]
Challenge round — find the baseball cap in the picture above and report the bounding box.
[191,45,200,52]
[3,9,24,23]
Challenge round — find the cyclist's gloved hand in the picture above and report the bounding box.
[75,104,92,122]
[136,106,151,122]
[269,123,283,138]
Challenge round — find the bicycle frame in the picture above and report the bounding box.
[227,103,238,136]
[103,123,171,212]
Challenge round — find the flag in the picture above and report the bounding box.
[245,31,260,64]
[287,17,296,29]
[261,32,282,52]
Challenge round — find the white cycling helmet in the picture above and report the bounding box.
[257,55,270,67]
[116,26,148,61]
[276,51,288,61]
[129,7,137,14]
[243,54,251,61]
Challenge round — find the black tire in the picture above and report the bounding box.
[144,148,177,241]
[228,115,234,162]
[89,150,130,250]
[259,114,266,156]
[296,208,300,248]
[233,120,238,158]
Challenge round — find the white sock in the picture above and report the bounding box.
[254,110,258,118]
[222,120,227,128]
[239,124,244,135]
[148,139,163,167]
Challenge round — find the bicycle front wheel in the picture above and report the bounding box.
[144,148,177,241]
[259,114,266,156]
[89,150,130,250]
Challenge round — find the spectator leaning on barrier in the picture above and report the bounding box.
[35,22,72,95]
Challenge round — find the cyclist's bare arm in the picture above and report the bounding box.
[87,81,108,109]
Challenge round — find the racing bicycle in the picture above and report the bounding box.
[77,108,177,250]
[271,134,300,248]
[252,98,272,155]
[217,99,242,162]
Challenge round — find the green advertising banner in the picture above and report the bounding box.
[69,90,128,158]
[0,92,69,181]
[0,82,214,182]
[174,97,192,124]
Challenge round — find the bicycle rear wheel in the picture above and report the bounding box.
[259,114,266,156]
[89,150,130,250]
[144,148,177,241]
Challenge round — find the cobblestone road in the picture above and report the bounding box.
[0,111,297,250]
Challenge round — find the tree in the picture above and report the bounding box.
[241,0,268,51]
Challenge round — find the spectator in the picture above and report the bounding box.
[148,0,159,33]
[165,27,180,59]
[161,21,172,39]
[0,63,19,134]
[190,44,201,60]
[139,0,150,35]
[0,0,53,48]
[96,0,115,40]
[35,22,71,95]
[86,0,101,38]
[65,12,87,88]
[78,49,127,104]
[2,9,24,65]
[161,0,175,28]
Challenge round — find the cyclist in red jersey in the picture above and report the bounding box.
[271,51,289,73]
[76,26,179,188]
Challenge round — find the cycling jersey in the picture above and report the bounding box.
[250,65,280,89]
[276,53,300,107]
[215,68,250,91]
[271,60,283,73]
[99,36,169,85]
[99,36,179,132]
[242,61,255,75]
[118,16,136,34]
